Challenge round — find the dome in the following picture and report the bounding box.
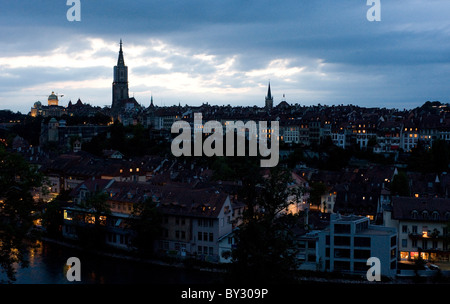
[48,91,59,106]
[48,92,58,100]
[33,101,42,108]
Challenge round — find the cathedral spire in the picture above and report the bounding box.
[117,39,125,66]
[112,38,129,111]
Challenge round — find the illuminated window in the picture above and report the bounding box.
[86,216,95,224]
[63,210,73,221]
[400,251,409,260]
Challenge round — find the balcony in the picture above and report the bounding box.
[408,229,445,240]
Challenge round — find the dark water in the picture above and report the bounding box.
[2,241,223,284]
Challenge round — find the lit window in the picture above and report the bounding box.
[63,210,73,221]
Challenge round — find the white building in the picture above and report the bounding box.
[401,127,419,152]
[318,214,397,278]
[331,132,346,149]
[320,190,337,214]
[383,196,450,263]
[282,124,300,144]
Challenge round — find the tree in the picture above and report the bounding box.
[129,198,162,256]
[229,167,300,284]
[41,200,64,239]
[41,189,72,239]
[391,171,410,197]
[285,147,304,169]
[430,139,450,173]
[76,191,110,249]
[407,141,432,173]
[0,146,44,282]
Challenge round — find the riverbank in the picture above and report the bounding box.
[2,238,225,284]
[11,237,450,284]
[40,236,228,274]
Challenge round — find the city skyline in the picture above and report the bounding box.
[1,1,450,114]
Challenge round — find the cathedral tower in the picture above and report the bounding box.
[112,39,129,110]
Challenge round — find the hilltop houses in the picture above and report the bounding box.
[12,40,450,279]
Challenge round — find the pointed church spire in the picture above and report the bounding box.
[267,81,272,99]
[112,39,129,111]
[150,95,154,108]
[265,81,273,110]
[117,39,125,66]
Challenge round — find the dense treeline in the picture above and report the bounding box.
[82,122,170,157]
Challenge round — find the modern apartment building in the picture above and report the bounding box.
[318,214,397,277]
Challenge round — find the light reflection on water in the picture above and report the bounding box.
[1,241,223,284]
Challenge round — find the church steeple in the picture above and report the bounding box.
[150,95,154,108]
[112,39,129,111]
[117,39,125,66]
[265,82,273,110]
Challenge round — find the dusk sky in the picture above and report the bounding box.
[1,0,450,114]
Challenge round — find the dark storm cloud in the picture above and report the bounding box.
[1,0,450,113]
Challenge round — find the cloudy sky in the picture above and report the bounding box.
[1,0,450,114]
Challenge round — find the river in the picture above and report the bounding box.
[1,240,224,284]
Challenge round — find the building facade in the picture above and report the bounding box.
[384,196,450,263]
[318,214,397,277]
[62,178,234,262]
